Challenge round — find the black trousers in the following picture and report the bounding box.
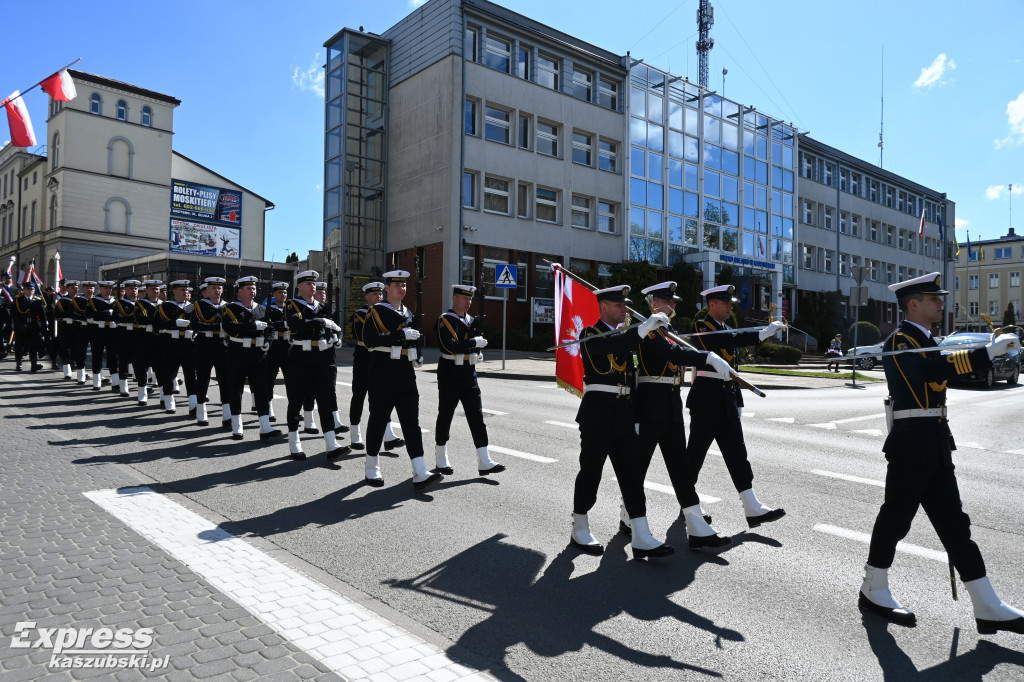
[637,419,700,509]
[91,325,118,374]
[686,409,755,493]
[434,364,488,447]
[194,338,228,405]
[867,460,985,581]
[348,348,370,424]
[56,321,73,367]
[574,425,647,518]
[13,326,38,365]
[302,358,337,414]
[158,335,197,396]
[266,340,288,395]
[226,345,271,416]
[71,323,89,370]
[115,328,133,379]
[132,331,160,387]
[366,355,423,460]
[285,348,335,433]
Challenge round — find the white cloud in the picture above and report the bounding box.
[410,0,428,7]
[292,52,325,98]
[955,218,969,230]
[912,54,956,89]
[994,92,1024,148]
[985,183,1024,200]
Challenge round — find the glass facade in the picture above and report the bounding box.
[324,31,389,314]
[627,65,795,286]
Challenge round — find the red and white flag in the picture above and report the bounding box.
[40,69,77,102]
[54,256,63,288]
[553,265,599,397]
[2,91,37,147]
[918,207,926,238]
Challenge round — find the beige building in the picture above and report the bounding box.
[0,70,277,286]
[953,228,1022,331]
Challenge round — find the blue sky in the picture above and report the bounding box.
[3,0,1022,260]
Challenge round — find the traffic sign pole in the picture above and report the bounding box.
[494,264,518,371]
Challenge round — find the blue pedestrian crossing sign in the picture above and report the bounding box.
[495,264,517,288]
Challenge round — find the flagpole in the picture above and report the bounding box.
[2,59,82,106]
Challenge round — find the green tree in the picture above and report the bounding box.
[609,260,658,295]
[1003,302,1017,327]
[716,265,735,286]
[860,297,881,327]
[670,260,701,315]
[847,321,881,346]
[285,252,298,263]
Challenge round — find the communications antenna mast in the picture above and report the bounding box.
[696,0,714,89]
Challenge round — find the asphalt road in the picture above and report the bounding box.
[11,364,1024,681]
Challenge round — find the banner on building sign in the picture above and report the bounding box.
[170,179,243,226]
[169,219,241,259]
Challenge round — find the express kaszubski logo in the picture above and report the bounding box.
[9,621,169,671]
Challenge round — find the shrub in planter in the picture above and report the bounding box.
[759,343,802,364]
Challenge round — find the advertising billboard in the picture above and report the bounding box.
[170,179,243,226]
[169,219,241,259]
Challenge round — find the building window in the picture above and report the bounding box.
[572,67,592,102]
[141,106,152,127]
[801,244,813,269]
[839,252,849,276]
[116,100,127,121]
[598,78,619,110]
[517,183,530,218]
[802,200,813,224]
[823,207,832,230]
[885,186,893,208]
[572,131,592,166]
[598,200,616,233]
[995,247,1012,259]
[822,249,833,273]
[850,215,859,237]
[823,163,833,187]
[90,93,101,115]
[1011,272,1020,287]
[483,176,510,214]
[463,171,477,209]
[990,273,999,288]
[518,114,530,149]
[536,187,558,223]
[990,301,1001,316]
[598,140,617,173]
[969,301,979,316]
[870,221,878,241]
[484,106,511,144]
[571,195,591,229]
[30,201,36,233]
[49,195,57,230]
[537,121,558,157]
[869,179,878,202]
[464,99,478,135]
[51,132,59,170]
[969,274,978,290]
[465,26,478,61]
[517,46,531,80]
[537,54,559,91]
[483,35,511,73]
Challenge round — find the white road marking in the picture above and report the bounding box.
[612,477,721,504]
[958,442,985,450]
[545,420,578,429]
[1007,449,1024,455]
[814,524,947,563]
[765,417,795,424]
[335,381,352,387]
[480,409,508,416]
[808,422,837,430]
[810,469,885,488]
[85,487,490,681]
[833,413,886,425]
[488,445,556,464]
[391,424,431,435]
[851,429,884,437]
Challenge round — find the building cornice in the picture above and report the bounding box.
[69,70,181,106]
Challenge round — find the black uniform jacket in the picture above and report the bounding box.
[154,299,191,333]
[133,297,159,332]
[71,295,92,326]
[686,313,760,414]
[222,301,268,341]
[54,295,79,323]
[112,297,137,329]
[636,328,710,425]
[191,298,226,338]
[87,295,115,327]
[575,319,640,436]
[882,320,991,466]
[285,298,331,344]
[363,302,415,353]
[351,305,369,353]
[435,310,480,368]
[12,294,46,329]
[265,302,288,341]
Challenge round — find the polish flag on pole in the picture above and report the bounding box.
[553,264,599,397]
[40,69,77,101]
[2,91,37,147]
[54,253,63,289]
[918,207,926,238]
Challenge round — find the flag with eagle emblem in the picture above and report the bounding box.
[553,265,599,397]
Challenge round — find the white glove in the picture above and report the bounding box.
[254,321,268,331]
[473,336,488,349]
[322,319,341,332]
[634,423,640,435]
[637,312,671,338]
[759,320,786,342]
[403,328,421,341]
[987,333,1020,360]
[174,318,189,328]
[704,352,732,380]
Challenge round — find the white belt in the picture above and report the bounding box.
[637,375,681,386]
[229,336,262,348]
[583,384,631,396]
[200,331,217,338]
[143,324,154,333]
[695,370,729,380]
[118,322,136,329]
[290,339,334,352]
[61,318,74,324]
[92,320,114,328]
[161,330,193,340]
[370,345,418,361]
[440,352,480,366]
[892,407,947,420]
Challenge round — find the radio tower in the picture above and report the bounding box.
[697,0,715,89]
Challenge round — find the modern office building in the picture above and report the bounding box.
[952,228,1022,331]
[0,70,281,287]
[323,0,957,340]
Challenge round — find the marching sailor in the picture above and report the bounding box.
[71,281,96,385]
[111,280,140,396]
[11,282,46,372]
[53,280,79,380]
[265,281,291,423]
[361,270,438,490]
[632,281,731,549]
[300,281,349,436]
[686,284,786,529]
[153,280,197,414]
[860,272,1024,633]
[569,283,674,559]
[432,284,504,477]
[87,281,118,390]
[191,276,229,427]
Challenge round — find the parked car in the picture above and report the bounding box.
[938,332,1020,387]
[845,343,884,370]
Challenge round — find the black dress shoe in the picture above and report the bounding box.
[383,438,405,450]
[289,451,307,461]
[977,616,1024,635]
[259,429,283,440]
[111,384,121,392]
[231,433,244,441]
[164,408,175,414]
[268,415,277,422]
[364,476,385,487]
[197,420,210,427]
[688,533,732,550]
[303,427,319,434]
[569,537,604,556]
[188,407,196,415]
[15,365,23,371]
[632,543,676,560]
[679,509,712,525]
[93,385,101,391]
[618,521,632,538]
[325,445,351,462]
[479,463,506,476]
[747,508,786,528]
[333,424,349,434]
[31,364,43,372]
[434,466,454,475]
[413,472,443,491]
[221,419,232,431]
[350,442,365,451]
[858,592,916,626]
